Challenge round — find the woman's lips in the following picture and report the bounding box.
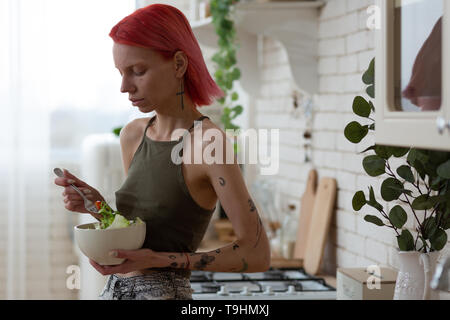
[131,99,145,106]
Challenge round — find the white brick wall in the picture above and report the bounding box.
[255,0,450,299]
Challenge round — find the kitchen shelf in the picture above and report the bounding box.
[191,0,325,95]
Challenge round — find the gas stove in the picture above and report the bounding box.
[190,268,336,300]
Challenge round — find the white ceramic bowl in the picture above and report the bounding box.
[74,222,146,265]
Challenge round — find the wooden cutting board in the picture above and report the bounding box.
[292,169,318,260]
[304,177,337,275]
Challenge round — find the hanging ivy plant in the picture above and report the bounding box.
[210,0,243,132]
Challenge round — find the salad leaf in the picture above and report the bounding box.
[95,201,143,230]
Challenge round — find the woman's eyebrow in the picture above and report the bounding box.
[115,62,146,71]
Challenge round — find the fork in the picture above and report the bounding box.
[53,168,99,215]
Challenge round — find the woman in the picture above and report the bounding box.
[54,4,270,300]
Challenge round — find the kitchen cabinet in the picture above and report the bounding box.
[375,0,450,151]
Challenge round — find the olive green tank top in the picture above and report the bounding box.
[115,115,216,257]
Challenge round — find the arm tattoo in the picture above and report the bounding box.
[170,262,178,268]
[248,198,262,247]
[194,253,215,270]
[248,199,256,212]
[215,249,221,254]
[219,177,226,186]
[234,258,248,273]
[232,243,239,250]
[254,215,263,248]
[169,255,177,260]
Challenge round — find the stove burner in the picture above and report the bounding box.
[290,281,303,291]
[201,283,220,293]
[190,271,209,282]
[263,270,285,280]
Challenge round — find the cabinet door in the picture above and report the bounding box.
[375,0,450,151]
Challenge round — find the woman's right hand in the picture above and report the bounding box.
[54,169,105,219]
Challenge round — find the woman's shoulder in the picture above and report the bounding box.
[119,117,152,144]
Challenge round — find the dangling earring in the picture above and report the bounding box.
[177,80,185,111]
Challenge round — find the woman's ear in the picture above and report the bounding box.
[174,51,188,78]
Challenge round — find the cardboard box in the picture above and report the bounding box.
[337,267,398,300]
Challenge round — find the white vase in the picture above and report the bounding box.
[394,251,440,300]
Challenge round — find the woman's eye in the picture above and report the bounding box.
[134,70,146,76]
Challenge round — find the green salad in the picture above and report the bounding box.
[95,201,143,230]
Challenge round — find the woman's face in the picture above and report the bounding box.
[113,43,178,113]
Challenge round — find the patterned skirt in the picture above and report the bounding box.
[98,271,194,300]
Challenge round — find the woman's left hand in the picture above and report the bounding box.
[89,248,157,275]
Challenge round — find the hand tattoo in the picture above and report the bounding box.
[219,177,226,186]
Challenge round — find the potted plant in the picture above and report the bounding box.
[344,58,450,300]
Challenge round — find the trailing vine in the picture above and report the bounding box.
[210,0,243,132]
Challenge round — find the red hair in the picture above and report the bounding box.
[109,4,224,108]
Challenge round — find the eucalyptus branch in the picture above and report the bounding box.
[403,194,424,232]
[345,57,450,252]
[414,229,419,250]
[411,180,424,195]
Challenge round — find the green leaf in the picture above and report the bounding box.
[362,58,375,85]
[412,194,434,211]
[430,229,447,251]
[380,178,404,202]
[352,191,367,211]
[353,96,372,118]
[442,207,450,230]
[389,206,408,229]
[397,165,415,184]
[359,145,376,154]
[231,68,241,81]
[231,92,239,101]
[430,176,444,191]
[442,217,450,230]
[344,122,369,144]
[374,145,394,160]
[229,105,243,119]
[364,215,385,227]
[412,160,426,180]
[423,217,438,240]
[369,100,375,112]
[112,127,122,137]
[407,149,430,166]
[391,147,410,158]
[437,160,450,179]
[397,229,415,251]
[366,85,375,99]
[363,155,386,177]
[386,186,413,197]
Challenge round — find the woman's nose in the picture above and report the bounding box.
[120,77,136,94]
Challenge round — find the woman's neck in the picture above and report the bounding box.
[151,97,204,140]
